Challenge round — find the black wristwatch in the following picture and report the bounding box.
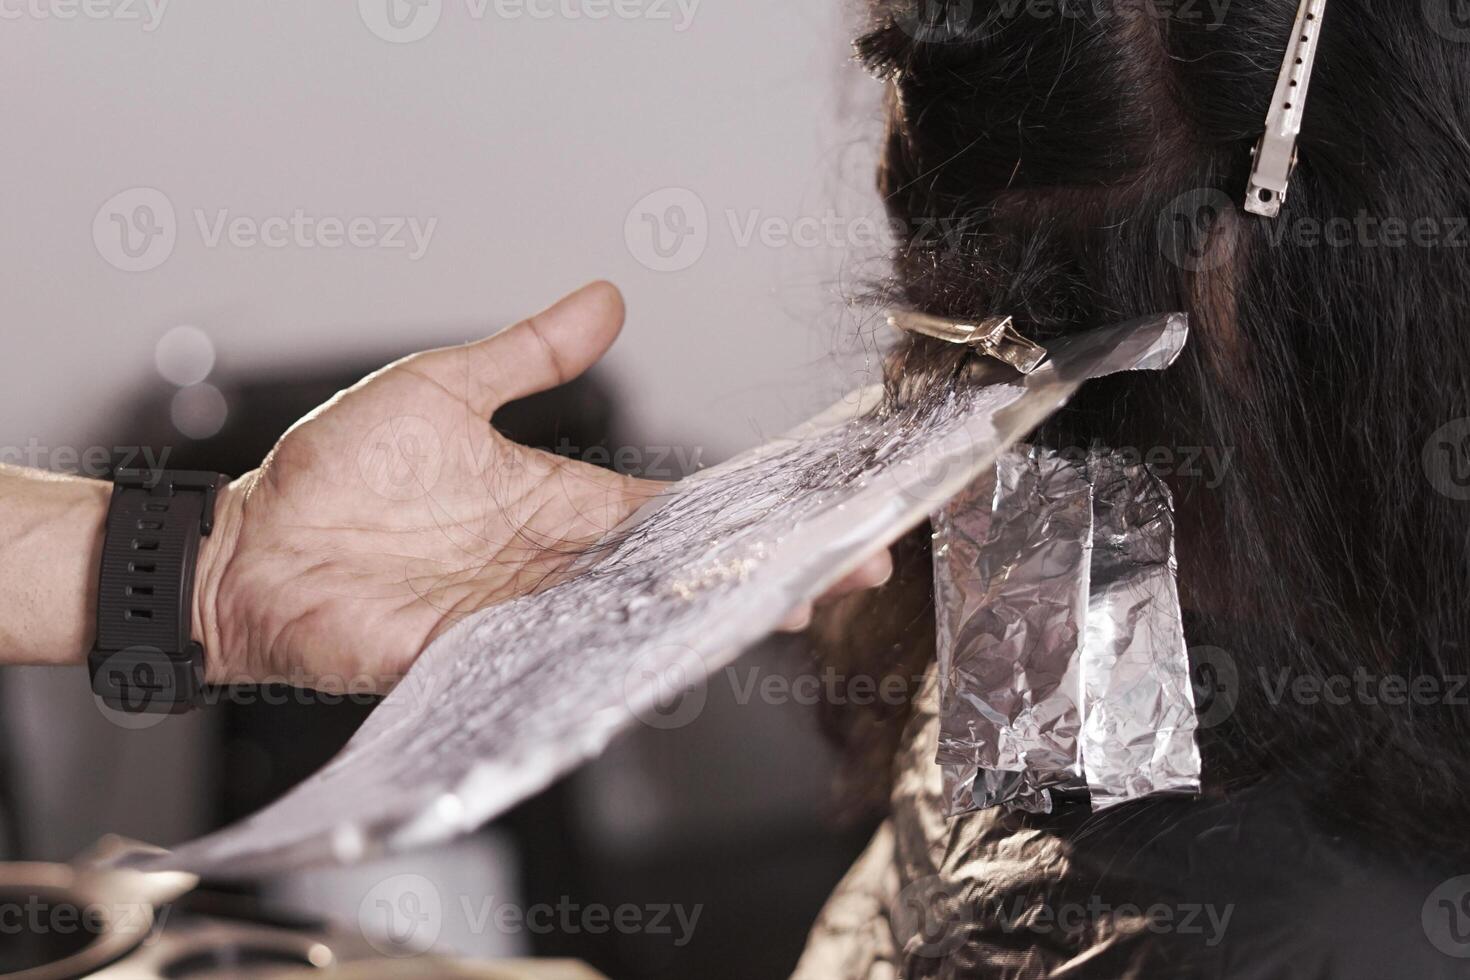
[88,469,225,714]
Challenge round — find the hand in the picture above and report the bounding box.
[777,550,892,632]
[191,282,890,692]
[193,282,651,690]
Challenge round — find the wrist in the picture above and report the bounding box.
[61,475,113,665]
[74,478,112,661]
[0,469,110,666]
[192,475,245,684]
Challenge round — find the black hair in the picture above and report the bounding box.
[815,0,1470,853]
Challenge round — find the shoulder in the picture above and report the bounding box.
[1002,783,1468,979]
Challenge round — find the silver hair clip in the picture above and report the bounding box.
[888,310,1048,375]
[1245,0,1329,217]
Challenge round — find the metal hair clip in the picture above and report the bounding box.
[1244,0,1328,218]
[888,310,1048,375]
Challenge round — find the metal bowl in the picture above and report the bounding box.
[0,860,160,980]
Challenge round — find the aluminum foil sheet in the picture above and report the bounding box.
[933,449,1093,813]
[934,445,1202,816]
[1080,450,1201,808]
[124,313,1187,879]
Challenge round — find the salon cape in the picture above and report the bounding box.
[791,668,1464,980]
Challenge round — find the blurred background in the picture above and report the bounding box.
[0,3,896,977]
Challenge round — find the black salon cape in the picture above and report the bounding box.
[792,673,1467,979]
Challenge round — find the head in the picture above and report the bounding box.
[816,0,1470,850]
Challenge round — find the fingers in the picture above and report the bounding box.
[410,281,627,417]
[778,548,894,633]
[779,602,814,633]
[831,549,894,596]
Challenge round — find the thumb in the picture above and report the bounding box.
[412,280,627,417]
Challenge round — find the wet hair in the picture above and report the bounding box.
[814,0,1470,852]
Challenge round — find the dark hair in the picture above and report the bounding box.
[814,0,1470,852]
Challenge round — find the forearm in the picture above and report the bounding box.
[0,465,109,666]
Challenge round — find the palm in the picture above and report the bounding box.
[203,284,658,690]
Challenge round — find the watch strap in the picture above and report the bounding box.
[88,469,224,714]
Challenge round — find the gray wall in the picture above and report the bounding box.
[1,0,887,864]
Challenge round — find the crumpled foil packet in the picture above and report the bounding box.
[933,449,1093,813]
[121,313,1187,879]
[934,446,1202,816]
